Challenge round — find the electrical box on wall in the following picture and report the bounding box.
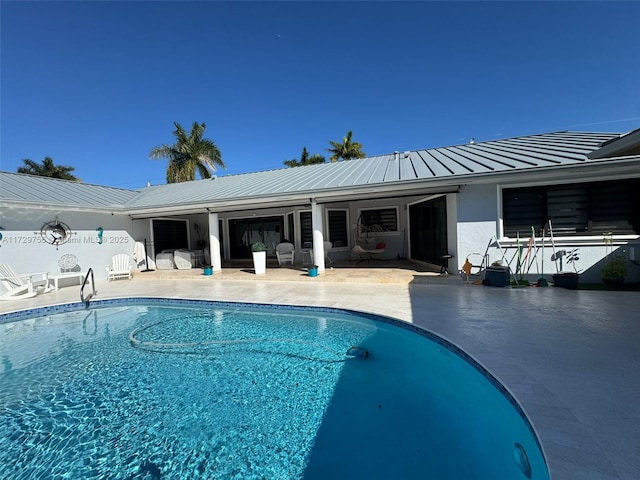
[630,246,636,262]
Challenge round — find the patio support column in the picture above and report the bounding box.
[310,198,325,273]
[208,212,222,272]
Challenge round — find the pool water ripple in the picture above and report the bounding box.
[0,301,549,479]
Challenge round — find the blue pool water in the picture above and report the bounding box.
[0,299,549,480]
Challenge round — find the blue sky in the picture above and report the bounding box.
[2,1,639,189]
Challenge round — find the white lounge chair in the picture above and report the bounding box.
[0,264,39,300]
[275,242,295,266]
[155,251,175,270]
[173,249,194,270]
[106,254,132,281]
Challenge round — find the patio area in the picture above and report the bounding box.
[0,271,638,479]
[133,258,462,285]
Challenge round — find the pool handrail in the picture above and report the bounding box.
[80,268,96,306]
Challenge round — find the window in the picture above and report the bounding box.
[359,208,398,232]
[300,211,312,246]
[327,210,348,247]
[287,213,295,245]
[503,179,640,237]
[152,219,188,255]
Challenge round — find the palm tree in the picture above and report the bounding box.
[149,121,225,183]
[326,131,366,162]
[283,147,326,167]
[17,157,80,181]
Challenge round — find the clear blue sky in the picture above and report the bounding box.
[2,1,639,189]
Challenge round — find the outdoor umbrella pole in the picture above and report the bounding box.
[141,238,154,272]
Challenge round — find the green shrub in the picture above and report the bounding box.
[601,255,627,278]
[251,242,267,252]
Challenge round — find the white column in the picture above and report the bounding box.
[311,199,325,273]
[208,212,222,272]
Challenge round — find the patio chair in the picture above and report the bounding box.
[310,241,333,266]
[106,254,132,281]
[352,242,386,264]
[275,242,295,266]
[0,264,39,300]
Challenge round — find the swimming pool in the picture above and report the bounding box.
[0,298,549,479]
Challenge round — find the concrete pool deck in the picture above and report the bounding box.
[1,276,638,479]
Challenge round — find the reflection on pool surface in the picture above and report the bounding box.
[0,298,549,479]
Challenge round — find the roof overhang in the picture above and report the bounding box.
[587,128,640,159]
[0,201,130,215]
[87,155,640,219]
[125,181,462,218]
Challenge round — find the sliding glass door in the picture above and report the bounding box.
[409,196,447,264]
[228,216,284,259]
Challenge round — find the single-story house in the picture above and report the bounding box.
[1,129,639,290]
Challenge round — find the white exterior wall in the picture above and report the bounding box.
[0,207,134,286]
[456,184,501,269]
[456,183,640,283]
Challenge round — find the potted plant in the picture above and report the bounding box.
[551,248,580,289]
[251,242,267,275]
[601,232,627,286]
[601,255,627,286]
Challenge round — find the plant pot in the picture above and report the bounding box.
[202,266,213,276]
[308,265,319,278]
[252,251,266,275]
[552,272,579,290]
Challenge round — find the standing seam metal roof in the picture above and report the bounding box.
[1,131,632,211]
[0,172,139,208]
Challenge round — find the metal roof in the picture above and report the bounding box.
[0,172,139,209]
[2,131,635,213]
[124,131,621,210]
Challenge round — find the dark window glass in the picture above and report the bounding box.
[503,179,639,237]
[547,185,588,234]
[152,219,188,255]
[287,213,295,245]
[360,208,398,231]
[327,210,348,247]
[503,188,545,237]
[300,211,312,246]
